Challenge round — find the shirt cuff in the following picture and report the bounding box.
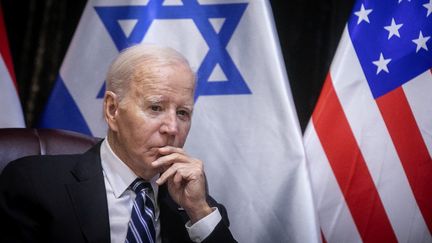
[185,207,222,243]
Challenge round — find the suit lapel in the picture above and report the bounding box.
[66,143,110,243]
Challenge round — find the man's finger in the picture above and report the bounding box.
[156,164,178,185]
[157,163,193,185]
[173,171,183,185]
[152,152,186,168]
[158,146,186,156]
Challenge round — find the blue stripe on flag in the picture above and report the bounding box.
[38,75,92,135]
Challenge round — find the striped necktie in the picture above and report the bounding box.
[125,178,156,243]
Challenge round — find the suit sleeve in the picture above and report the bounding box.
[0,158,46,242]
[202,196,237,243]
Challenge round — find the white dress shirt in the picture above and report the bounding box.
[100,139,221,243]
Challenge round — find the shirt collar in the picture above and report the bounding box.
[100,138,159,199]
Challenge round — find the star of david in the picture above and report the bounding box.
[95,0,251,100]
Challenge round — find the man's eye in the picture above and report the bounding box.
[177,110,190,118]
[150,105,162,111]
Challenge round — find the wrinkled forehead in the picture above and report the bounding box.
[128,62,196,100]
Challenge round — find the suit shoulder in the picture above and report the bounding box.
[7,153,81,167]
[1,153,83,178]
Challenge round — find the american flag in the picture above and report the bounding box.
[304,0,432,242]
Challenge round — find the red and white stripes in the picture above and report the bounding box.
[0,6,24,128]
[304,27,432,243]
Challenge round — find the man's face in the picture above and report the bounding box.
[107,63,195,179]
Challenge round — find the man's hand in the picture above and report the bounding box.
[153,146,212,223]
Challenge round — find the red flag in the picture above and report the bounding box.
[0,5,25,128]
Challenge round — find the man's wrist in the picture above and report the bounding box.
[186,207,222,242]
[187,203,213,224]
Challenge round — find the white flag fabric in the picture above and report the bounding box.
[0,6,25,128]
[304,0,432,242]
[39,1,320,242]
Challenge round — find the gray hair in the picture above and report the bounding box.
[105,43,195,101]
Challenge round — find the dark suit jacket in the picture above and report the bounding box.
[0,143,236,243]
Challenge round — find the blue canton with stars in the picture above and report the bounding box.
[348,0,432,99]
[94,0,251,101]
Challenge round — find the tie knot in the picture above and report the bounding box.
[130,178,152,194]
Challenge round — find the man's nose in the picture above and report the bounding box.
[160,111,179,135]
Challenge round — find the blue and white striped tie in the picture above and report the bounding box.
[125,178,156,243]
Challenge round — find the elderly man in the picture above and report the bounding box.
[0,44,236,243]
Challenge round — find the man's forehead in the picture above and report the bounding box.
[134,64,194,84]
[137,94,194,109]
[145,94,193,104]
[132,79,195,95]
[132,82,194,103]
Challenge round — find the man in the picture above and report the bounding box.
[0,44,237,243]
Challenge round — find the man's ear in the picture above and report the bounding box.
[104,91,119,132]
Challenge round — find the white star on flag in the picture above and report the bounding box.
[384,18,403,39]
[412,31,430,52]
[424,0,432,17]
[372,52,391,74]
[354,4,373,24]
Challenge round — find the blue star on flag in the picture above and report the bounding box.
[95,0,251,100]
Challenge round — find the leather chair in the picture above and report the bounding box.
[0,128,101,173]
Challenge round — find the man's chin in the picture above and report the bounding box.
[136,166,159,181]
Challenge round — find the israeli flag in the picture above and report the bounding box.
[39,0,320,242]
